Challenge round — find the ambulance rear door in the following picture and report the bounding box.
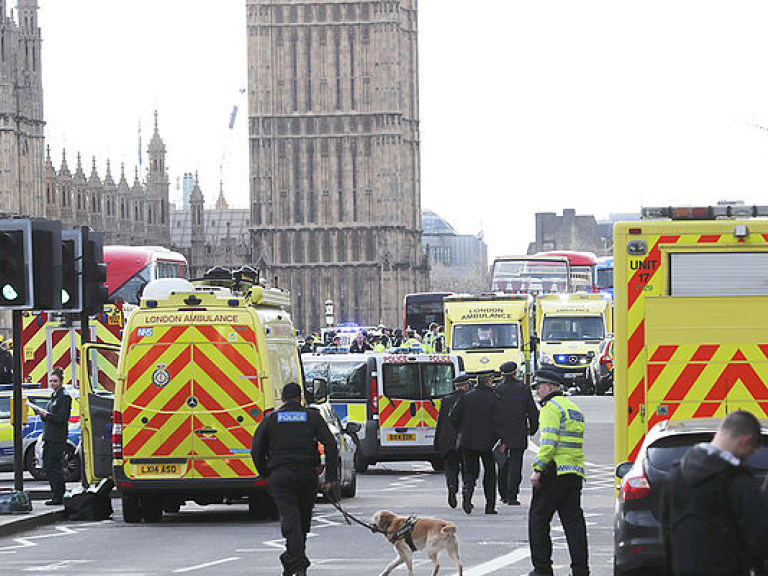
[79,343,120,484]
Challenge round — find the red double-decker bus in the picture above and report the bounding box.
[105,246,189,305]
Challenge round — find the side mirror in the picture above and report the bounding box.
[615,461,634,479]
[304,377,329,404]
[345,421,362,435]
[587,351,595,359]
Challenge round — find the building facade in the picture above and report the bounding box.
[0,0,45,217]
[527,209,609,257]
[246,0,428,332]
[43,112,171,247]
[422,209,488,293]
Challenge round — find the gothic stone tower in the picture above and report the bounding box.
[247,0,429,332]
[0,0,45,217]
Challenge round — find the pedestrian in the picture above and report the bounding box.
[448,370,501,515]
[251,382,339,576]
[434,373,472,508]
[29,367,72,506]
[348,331,373,353]
[0,339,12,385]
[493,361,539,505]
[527,369,588,576]
[299,335,315,354]
[660,410,768,576]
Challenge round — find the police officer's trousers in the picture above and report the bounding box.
[528,473,589,576]
[461,448,496,507]
[43,441,66,502]
[498,446,525,502]
[442,449,462,491]
[268,467,318,575]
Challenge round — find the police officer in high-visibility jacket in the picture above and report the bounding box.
[527,369,589,576]
[251,383,339,576]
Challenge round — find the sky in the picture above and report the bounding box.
[35,0,768,260]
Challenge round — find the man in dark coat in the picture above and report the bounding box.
[29,367,71,505]
[0,340,12,385]
[448,370,501,515]
[660,410,768,576]
[494,361,539,505]
[433,373,472,508]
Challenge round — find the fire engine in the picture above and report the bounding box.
[614,205,768,466]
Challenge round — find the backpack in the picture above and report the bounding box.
[63,479,114,521]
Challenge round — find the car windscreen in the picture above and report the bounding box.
[422,364,455,398]
[451,324,519,351]
[541,315,605,341]
[327,361,367,400]
[646,433,715,472]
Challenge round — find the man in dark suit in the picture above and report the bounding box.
[449,370,501,515]
[30,367,72,505]
[434,373,472,508]
[494,361,539,505]
[0,340,12,385]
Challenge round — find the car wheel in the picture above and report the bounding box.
[140,494,163,523]
[61,444,81,483]
[25,444,47,481]
[353,450,369,474]
[341,467,357,498]
[122,494,142,523]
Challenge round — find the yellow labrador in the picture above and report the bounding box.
[372,510,463,576]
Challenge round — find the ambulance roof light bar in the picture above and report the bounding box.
[641,205,768,220]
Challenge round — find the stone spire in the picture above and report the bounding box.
[88,156,101,186]
[59,150,71,177]
[215,180,229,210]
[104,159,115,187]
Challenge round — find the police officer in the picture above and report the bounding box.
[494,361,539,505]
[29,367,72,506]
[448,370,501,515]
[251,383,339,576]
[402,329,422,350]
[299,335,315,354]
[433,373,472,508]
[527,369,589,576]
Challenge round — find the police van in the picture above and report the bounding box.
[78,272,324,522]
[302,352,463,473]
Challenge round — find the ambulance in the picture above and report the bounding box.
[443,293,535,382]
[302,352,463,473]
[614,205,768,467]
[536,293,613,393]
[78,271,320,522]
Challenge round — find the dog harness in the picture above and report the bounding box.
[388,515,420,552]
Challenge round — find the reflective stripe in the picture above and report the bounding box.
[540,438,582,448]
[533,458,548,470]
[557,464,585,475]
[540,439,558,446]
[549,398,567,429]
[539,427,583,438]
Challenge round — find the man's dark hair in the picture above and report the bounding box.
[721,410,762,447]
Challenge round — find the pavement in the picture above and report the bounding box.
[0,472,100,538]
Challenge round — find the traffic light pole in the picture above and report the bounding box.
[12,310,23,492]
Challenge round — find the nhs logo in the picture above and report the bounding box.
[277,411,308,423]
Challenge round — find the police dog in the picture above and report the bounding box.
[372,510,463,576]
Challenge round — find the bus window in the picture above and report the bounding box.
[110,264,152,305]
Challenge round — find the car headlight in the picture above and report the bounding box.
[540,354,553,365]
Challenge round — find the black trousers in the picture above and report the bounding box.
[498,446,525,502]
[43,441,66,501]
[461,448,496,506]
[268,467,318,575]
[529,473,589,576]
[442,449,462,491]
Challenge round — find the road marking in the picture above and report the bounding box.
[172,556,240,573]
[459,546,530,575]
[0,526,79,553]
[24,559,90,571]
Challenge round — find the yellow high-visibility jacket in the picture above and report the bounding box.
[532,391,585,479]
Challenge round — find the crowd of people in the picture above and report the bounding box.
[299,323,446,355]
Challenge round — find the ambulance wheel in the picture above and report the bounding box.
[354,451,369,474]
[122,494,142,523]
[341,468,357,498]
[140,494,163,523]
[25,445,46,481]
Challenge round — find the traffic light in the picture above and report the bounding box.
[60,230,83,313]
[31,219,62,311]
[81,228,108,316]
[0,220,32,308]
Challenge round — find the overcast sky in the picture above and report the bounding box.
[37,1,768,259]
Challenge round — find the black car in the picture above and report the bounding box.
[614,418,768,576]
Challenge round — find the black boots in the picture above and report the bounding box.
[447,487,457,509]
[462,491,473,514]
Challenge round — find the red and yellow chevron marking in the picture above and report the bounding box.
[122,322,263,480]
[622,229,768,461]
[379,397,440,429]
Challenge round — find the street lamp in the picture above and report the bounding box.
[324,299,334,327]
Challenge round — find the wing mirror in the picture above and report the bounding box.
[615,461,634,479]
[345,421,362,435]
[304,377,328,404]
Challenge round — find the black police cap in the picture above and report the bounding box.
[281,382,302,400]
[453,373,471,386]
[532,369,564,389]
[499,361,518,375]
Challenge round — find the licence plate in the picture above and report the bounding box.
[387,433,416,441]
[133,463,181,476]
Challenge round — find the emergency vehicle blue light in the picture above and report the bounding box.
[228,299,239,307]
[146,300,158,308]
[555,355,568,363]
